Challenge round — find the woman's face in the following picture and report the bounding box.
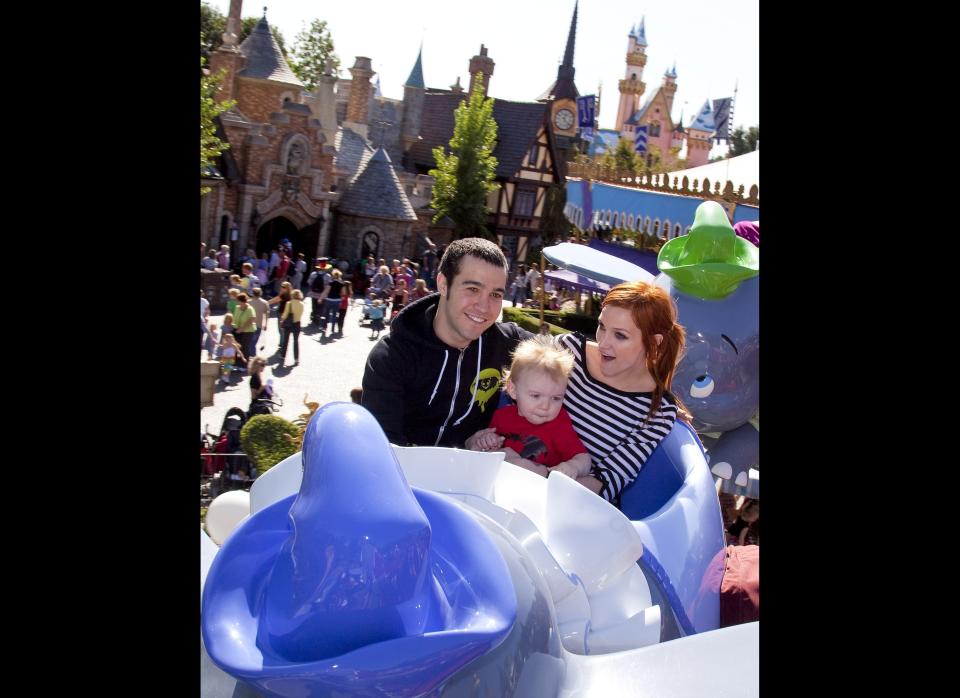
[595,305,650,382]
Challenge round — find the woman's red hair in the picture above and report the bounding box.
[602,281,689,423]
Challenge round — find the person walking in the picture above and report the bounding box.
[278,289,305,367]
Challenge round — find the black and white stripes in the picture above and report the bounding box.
[559,333,677,503]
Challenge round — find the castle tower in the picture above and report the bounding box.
[615,18,648,131]
[345,56,375,139]
[468,44,495,97]
[207,0,246,105]
[685,99,715,168]
[662,62,677,115]
[400,45,425,155]
[232,11,304,123]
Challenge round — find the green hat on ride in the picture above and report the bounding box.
[657,201,759,299]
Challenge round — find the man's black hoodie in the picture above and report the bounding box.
[362,292,532,447]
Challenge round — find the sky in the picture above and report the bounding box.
[205,0,758,149]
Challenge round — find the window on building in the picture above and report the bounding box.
[662,219,670,239]
[528,144,539,167]
[649,122,661,137]
[644,216,651,233]
[674,224,682,238]
[513,189,536,218]
[627,215,634,229]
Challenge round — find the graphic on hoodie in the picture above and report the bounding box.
[470,368,502,413]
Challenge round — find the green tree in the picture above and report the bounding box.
[200,2,225,58]
[602,137,642,174]
[201,54,236,196]
[539,183,572,244]
[290,19,340,91]
[429,73,499,240]
[727,124,759,157]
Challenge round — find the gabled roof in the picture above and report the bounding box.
[337,147,418,221]
[238,16,303,86]
[334,126,374,180]
[405,47,424,89]
[688,100,716,133]
[626,86,673,128]
[407,92,549,179]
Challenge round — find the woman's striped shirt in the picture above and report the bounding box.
[558,333,678,504]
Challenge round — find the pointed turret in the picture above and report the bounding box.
[546,1,579,100]
[237,14,302,86]
[685,100,716,167]
[636,17,647,47]
[405,45,425,89]
[337,147,418,221]
[400,46,426,156]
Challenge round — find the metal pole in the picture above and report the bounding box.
[539,254,545,327]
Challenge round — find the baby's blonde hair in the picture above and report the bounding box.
[505,335,575,386]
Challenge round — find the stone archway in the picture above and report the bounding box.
[255,217,300,257]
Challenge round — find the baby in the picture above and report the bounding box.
[368,299,385,339]
[468,335,591,480]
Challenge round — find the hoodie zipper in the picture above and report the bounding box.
[434,347,466,446]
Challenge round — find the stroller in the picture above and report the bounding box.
[247,382,283,419]
[205,408,257,497]
[358,295,375,326]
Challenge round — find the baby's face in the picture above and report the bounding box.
[507,369,567,425]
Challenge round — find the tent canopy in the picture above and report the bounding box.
[542,242,655,287]
[544,268,611,294]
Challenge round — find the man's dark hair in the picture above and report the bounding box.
[438,238,508,287]
[236,293,248,303]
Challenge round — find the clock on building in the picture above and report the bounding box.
[554,108,575,131]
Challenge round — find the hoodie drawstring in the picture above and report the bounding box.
[453,334,482,426]
[428,350,449,406]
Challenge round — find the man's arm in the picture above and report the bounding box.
[361,337,410,445]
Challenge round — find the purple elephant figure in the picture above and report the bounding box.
[656,201,759,498]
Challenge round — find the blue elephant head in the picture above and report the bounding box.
[656,202,758,434]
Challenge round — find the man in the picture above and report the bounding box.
[306,257,332,325]
[363,238,534,447]
[524,264,541,301]
[274,252,291,295]
[248,287,270,353]
[291,252,307,292]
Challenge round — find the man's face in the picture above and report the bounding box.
[435,256,506,349]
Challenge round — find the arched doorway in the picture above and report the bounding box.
[255,217,300,257]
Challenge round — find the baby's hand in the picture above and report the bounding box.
[465,427,504,452]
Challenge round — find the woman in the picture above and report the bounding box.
[370,264,393,301]
[279,289,304,367]
[336,281,352,335]
[247,357,274,417]
[389,278,409,321]
[410,278,431,302]
[558,281,688,507]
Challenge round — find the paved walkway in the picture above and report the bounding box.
[201,298,387,435]
[200,297,507,436]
